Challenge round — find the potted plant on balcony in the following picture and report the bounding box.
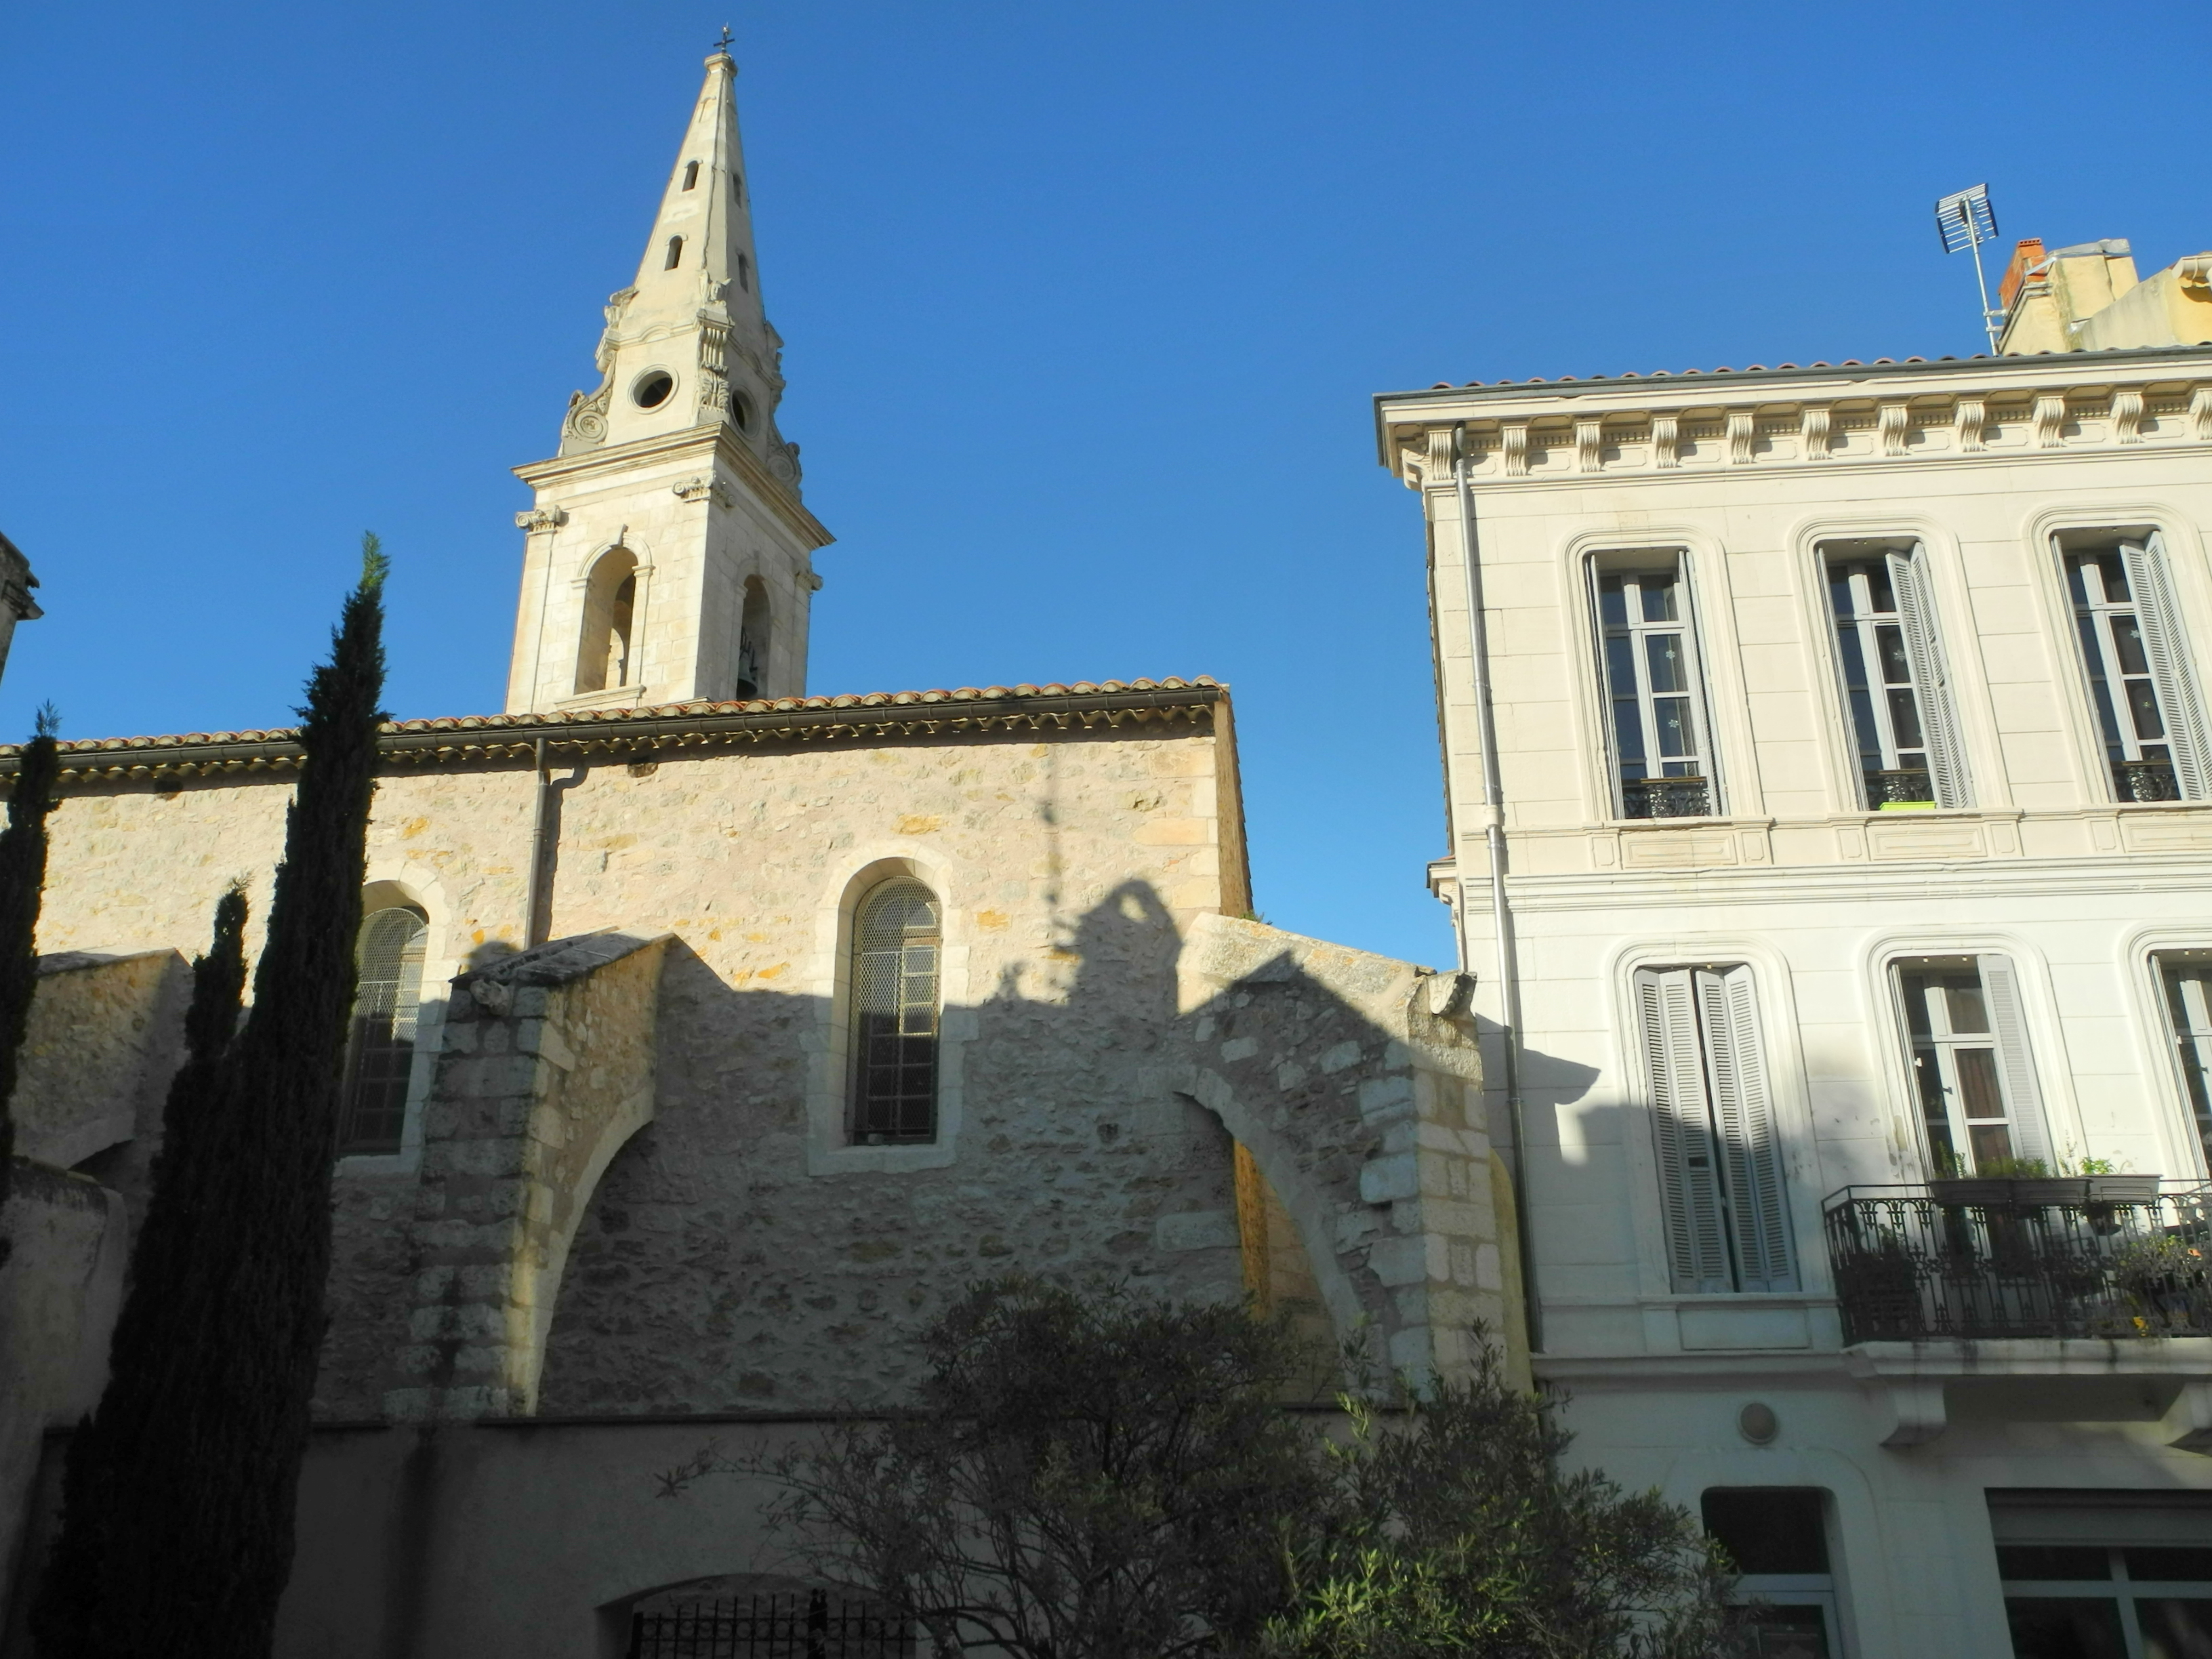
[1830,1225,1923,1342]
[1927,1155,2160,1209]
[2111,1234,2211,1334]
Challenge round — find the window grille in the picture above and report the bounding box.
[2066,535,2211,802]
[849,880,941,1144]
[1824,544,1971,809]
[1634,964,1796,1293]
[1894,954,2049,1175]
[338,906,428,1156]
[1593,558,1716,819]
[2158,954,2212,1175]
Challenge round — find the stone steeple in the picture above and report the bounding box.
[505,49,830,715]
[559,49,790,464]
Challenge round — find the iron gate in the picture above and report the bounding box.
[627,1591,914,1659]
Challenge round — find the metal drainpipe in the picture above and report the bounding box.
[524,737,554,948]
[1454,424,1542,1353]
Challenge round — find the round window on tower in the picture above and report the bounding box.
[730,392,754,432]
[632,370,676,410]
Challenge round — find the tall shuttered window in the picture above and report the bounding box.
[1634,965,1797,1294]
[1894,954,2051,1176]
[848,880,941,1145]
[2156,953,2212,1175]
[2066,533,2211,803]
[337,905,428,1157]
[1824,542,1972,811]
[1594,556,1718,820]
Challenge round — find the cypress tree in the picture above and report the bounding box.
[33,538,388,1658]
[0,701,63,1253]
[32,881,250,1654]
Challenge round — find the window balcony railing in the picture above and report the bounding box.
[1823,1182,2212,1345]
[1620,776,1712,819]
[2114,759,2182,802]
[1864,767,1934,807]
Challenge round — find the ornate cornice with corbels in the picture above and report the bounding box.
[1378,351,2212,491]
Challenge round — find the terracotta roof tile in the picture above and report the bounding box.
[7,678,1225,758]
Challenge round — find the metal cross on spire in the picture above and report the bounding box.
[714,22,734,57]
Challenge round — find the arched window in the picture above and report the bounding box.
[574,548,639,694]
[681,160,700,190]
[664,236,684,270]
[735,577,770,698]
[737,252,750,291]
[339,905,428,1155]
[849,880,941,1144]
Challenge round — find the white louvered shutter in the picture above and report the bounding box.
[1696,966,1799,1292]
[1887,544,1973,808]
[1637,968,1732,1292]
[1978,954,2053,1166]
[2123,535,2212,801]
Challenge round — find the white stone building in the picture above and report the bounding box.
[1378,267,2212,1656]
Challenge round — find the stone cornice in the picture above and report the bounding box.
[514,424,832,550]
[0,679,1227,788]
[1374,345,2212,489]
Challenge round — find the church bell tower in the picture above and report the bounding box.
[505,49,830,714]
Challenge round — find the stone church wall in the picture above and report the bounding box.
[20,697,1264,1421]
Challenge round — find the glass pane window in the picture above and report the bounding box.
[1828,556,1938,808]
[339,905,428,1157]
[1595,561,1714,820]
[2157,954,2212,1174]
[2066,545,2202,804]
[2001,1542,2212,1659]
[1897,956,2025,1175]
[1704,1490,1839,1658]
[849,880,942,1144]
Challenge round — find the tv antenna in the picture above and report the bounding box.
[1935,183,2003,353]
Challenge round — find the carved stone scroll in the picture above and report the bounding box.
[2033,392,2066,449]
[2114,390,2145,445]
[1878,403,1910,458]
[1500,423,1529,478]
[1953,398,1986,453]
[1726,410,1755,466]
[1576,417,1604,473]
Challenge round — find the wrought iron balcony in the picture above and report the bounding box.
[1824,1182,2212,1345]
[1864,767,1934,807]
[2114,758,2182,802]
[1620,775,1712,819]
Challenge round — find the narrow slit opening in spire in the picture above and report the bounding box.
[737,253,750,291]
[682,161,700,190]
[665,236,684,270]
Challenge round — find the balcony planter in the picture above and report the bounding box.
[1927,1175,2162,1208]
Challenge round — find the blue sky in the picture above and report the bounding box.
[4,3,2207,966]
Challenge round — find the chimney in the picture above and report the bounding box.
[1999,237,2047,314]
